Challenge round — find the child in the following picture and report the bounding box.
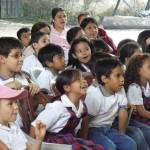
[81,58,137,150]
[0,86,46,150]
[67,37,95,72]
[17,27,31,48]
[0,37,40,127]
[66,26,85,45]
[30,69,104,150]
[22,32,50,74]
[37,43,65,95]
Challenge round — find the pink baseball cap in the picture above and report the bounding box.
[0,86,28,100]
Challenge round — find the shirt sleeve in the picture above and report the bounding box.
[127,84,143,105]
[85,87,101,117]
[31,101,64,130]
[118,88,127,108]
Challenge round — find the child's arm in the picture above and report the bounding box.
[0,140,9,150]
[27,121,46,150]
[136,105,150,119]
[28,83,40,96]
[80,115,91,139]
[118,107,128,134]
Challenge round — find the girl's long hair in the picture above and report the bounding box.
[124,53,150,92]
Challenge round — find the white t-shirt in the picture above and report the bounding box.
[22,54,43,74]
[31,94,84,133]
[127,82,150,105]
[85,80,127,127]
[36,69,57,95]
[0,122,27,150]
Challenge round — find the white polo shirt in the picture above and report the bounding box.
[31,94,84,133]
[22,54,43,74]
[85,80,127,127]
[127,82,150,105]
[36,68,57,95]
[0,122,27,150]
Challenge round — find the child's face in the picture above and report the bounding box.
[139,58,150,83]
[20,31,31,47]
[0,48,23,77]
[34,34,50,55]
[68,74,88,96]
[73,42,91,65]
[0,99,18,126]
[53,11,67,31]
[103,66,124,94]
[49,54,65,71]
[83,22,98,39]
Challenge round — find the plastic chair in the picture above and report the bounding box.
[24,133,72,150]
[29,67,45,83]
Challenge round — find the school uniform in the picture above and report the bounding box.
[36,68,57,95]
[0,122,27,150]
[85,80,136,150]
[31,94,103,150]
[23,45,34,59]
[67,63,90,72]
[21,54,43,74]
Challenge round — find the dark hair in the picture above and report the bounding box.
[91,39,109,53]
[67,37,95,71]
[80,17,98,29]
[77,12,90,24]
[56,69,81,94]
[31,22,50,36]
[117,38,135,52]
[38,43,64,67]
[89,52,113,76]
[119,42,142,64]
[124,53,150,92]
[51,7,65,19]
[17,27,30,40]
[137,30,150,53]
[0,37,23,57]
[29,32,47,45]
[66,27,83,44]
[95,58,123,85]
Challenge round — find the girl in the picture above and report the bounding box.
[22,32,50,74]
[80,17,116,54]
[67,37,94,72]
[50,7,70,60]
[125,53,150,125]
[30,69,104,150]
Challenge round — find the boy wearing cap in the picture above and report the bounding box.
[0,86,46,150]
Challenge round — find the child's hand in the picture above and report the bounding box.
[35,121,46,141]
[28,83,40,96]
[5,81,22,90]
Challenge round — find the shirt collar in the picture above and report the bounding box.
[142,82,150,97]
[0,122,18,131]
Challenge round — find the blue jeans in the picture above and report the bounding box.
[88,127,137,150]
[112,119,150,150]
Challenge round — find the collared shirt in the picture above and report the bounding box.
[127,82,150,105]
[50,25,70,51]
[0,122,27,150]
[85,80,127,127]
[23,45,35,59]
[31,94,84,133]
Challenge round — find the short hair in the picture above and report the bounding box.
[77,12,90,24]
[91,39,110,53]
[56,69,81,94]
[66,27,83,44]
[80,17,98,29]
[95,58,123,85]
[29,32,46,45]
[51,7,65,19]
[0,37,23,57]
[38,43,64,67]
[17,27,30,40]
[31,22,50,36]
[88,52,113,76]
[119,42,142,64]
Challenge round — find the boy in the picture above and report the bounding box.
[0,86,46,150]
[0,37,40,127]
[81,58,136,150]
[37,43,65,95]
[17,27,31,48]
